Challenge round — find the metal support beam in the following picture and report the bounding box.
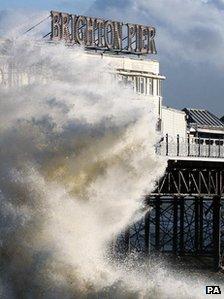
[166,134,169,156]
[155,196,161,251]
[144,210,150,255]
[213,195,221,270]
[194,197,199,254]
[173,196,178,253]
[199,197,204,253]
[115,160,224,271]
[179,197,185,255]
[124,227,130,255]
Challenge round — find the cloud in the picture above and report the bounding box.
[89,0,224,115]
[90,0,224,65]
[212,0,224,9]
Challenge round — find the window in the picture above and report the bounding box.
[157,79,162,96]
[147,78,153,95]
[134,77,147,94]
[135,77,139,93]
[135,77,144,94]
[140,77,145,94]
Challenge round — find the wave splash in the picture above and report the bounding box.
[0,36,167,298]
[0,31,217,299]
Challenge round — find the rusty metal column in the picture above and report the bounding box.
[213,169,222,270]
[144,196,151,255]
[194,196,203,254]
[155,196,161,251]
[145,210,150,255]
[166,134,169,156]
[173,196,178,253]
[213,195,221,270]
[199,197,204,253]
[124,227,130,255]
[194,197,199,254]
[179,197,185,255]
[187,134,190,156]
[198,137,201,157]
[177,135,180,157]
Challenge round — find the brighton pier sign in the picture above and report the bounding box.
[51,11,157,55]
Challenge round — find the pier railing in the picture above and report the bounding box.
[156,135,224,159]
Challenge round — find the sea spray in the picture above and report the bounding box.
[0,35,166,298]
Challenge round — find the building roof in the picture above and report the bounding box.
[162,106,185,114]
[221,116,224,123]
[183,108,224,128]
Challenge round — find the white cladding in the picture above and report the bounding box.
[97,54,160,74]
[162,106,186,139]
[90,52,165,119]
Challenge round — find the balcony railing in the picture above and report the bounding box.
[156,134,224,159]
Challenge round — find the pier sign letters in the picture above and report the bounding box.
[51,11,157,55]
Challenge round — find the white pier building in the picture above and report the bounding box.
[98,52,224,161]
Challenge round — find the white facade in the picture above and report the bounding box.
[88,52,165,120]
[161,106,187,139]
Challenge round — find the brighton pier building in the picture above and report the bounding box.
[0,11,224,270]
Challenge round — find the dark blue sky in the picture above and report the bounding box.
[1,0,224,116]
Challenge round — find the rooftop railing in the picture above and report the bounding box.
[156,134,224,159]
